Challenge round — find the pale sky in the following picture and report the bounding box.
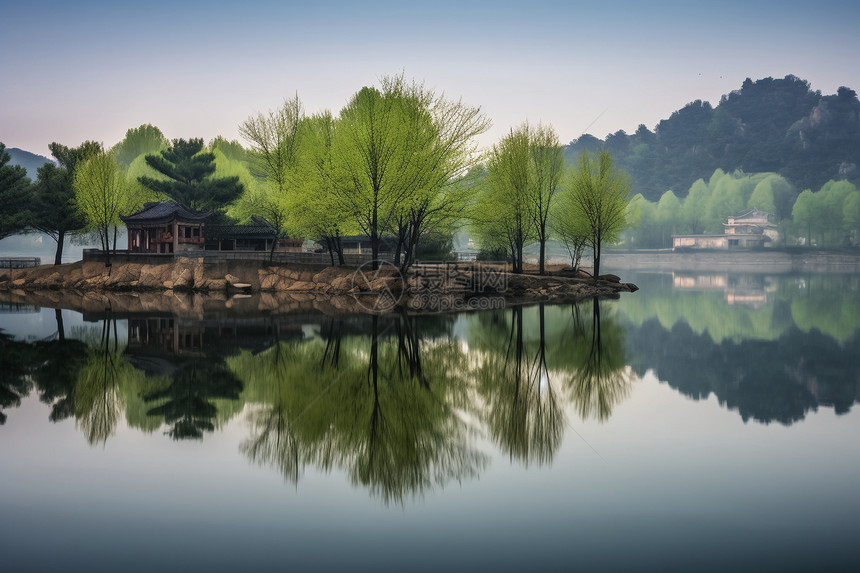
[1,0,858,157]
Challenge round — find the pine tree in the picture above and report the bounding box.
[138,138,243,212]
[0,142,31,240]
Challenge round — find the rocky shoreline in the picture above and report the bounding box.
[0,259,637,314]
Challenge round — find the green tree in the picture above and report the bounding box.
[564,150,630,279]
[551,186,590,269]
[680,178,709,234]
[239,95,305,260]
[138,138,244,212]
[528,124,564,274]
[476,125,534,273]
[383,78,490,270]
[844,190,860,246]
[0,142,31,240]
[74,150,145,265]
[111,124,168,168]
[656,190,682,246]
[28,141,102,264]
[328,85,415,268]
[291,111,355,264]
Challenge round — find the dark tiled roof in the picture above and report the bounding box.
[121,202,209,225]
[206,225,276,239]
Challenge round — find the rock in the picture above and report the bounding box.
[287,280,316,291]
[624,283,639,292]
[599,274,621,283]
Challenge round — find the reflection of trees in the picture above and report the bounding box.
[32,337,88,422]
[0,333,36,425]
[475,306,565,466]
[231,314,486,504]
[470,301,631,464]
[143,361,243,440]
[626,319,860,425]
[564,300,632,422]
[617,273,860,345]
[72,316,131,445]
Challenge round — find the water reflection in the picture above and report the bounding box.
[0,297,636,500]
[3,272,859,499]
[618,272,860,424]
[233,313,486,504]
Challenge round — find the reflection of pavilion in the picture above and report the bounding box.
[125,316,308,372]
[672,273,774,308]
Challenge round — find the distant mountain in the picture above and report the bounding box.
[565,75,860,201]
[6,147,55,179]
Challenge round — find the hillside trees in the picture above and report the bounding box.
[112,124,168,168]
[138,138,243,212]
[792,180,858,246]
[564,75,856,202]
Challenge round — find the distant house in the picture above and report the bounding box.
[673,209,776,250]
[203,215,277,252]
[121,202,207,254]
[121,202,296,254]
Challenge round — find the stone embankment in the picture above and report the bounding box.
[0,259,636,314]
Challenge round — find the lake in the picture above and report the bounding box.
[1,269,859,572]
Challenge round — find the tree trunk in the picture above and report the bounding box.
[54,229,65,266]
[269,235,278,264]
[326,237,335,266]
[371,226,380,270]
[539,238,546,275]
[335,234,345,265]
[55,308,65,341]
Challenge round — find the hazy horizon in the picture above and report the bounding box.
[1,0,858,155]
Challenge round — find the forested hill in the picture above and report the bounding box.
[7,147,54,179]
[565,75,860,201]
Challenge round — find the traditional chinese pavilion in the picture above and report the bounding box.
[121,202,208,254]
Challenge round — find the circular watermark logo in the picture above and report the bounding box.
[351,260,404,312]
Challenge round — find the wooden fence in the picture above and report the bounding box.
[0,257,41,271]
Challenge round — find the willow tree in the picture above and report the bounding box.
[325,84,422,269]
[291,111,356,264]
[382,77,491,270]
[528,124,564,275]
[74,151,145,266]
[239,95,305,259]
[473,125,534,273]
[550,188,590,271]
[564,150,629,279]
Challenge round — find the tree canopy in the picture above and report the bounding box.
[138,138,243,212]
[0,142,31,240]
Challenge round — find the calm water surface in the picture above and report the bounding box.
[1,271,859,572]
